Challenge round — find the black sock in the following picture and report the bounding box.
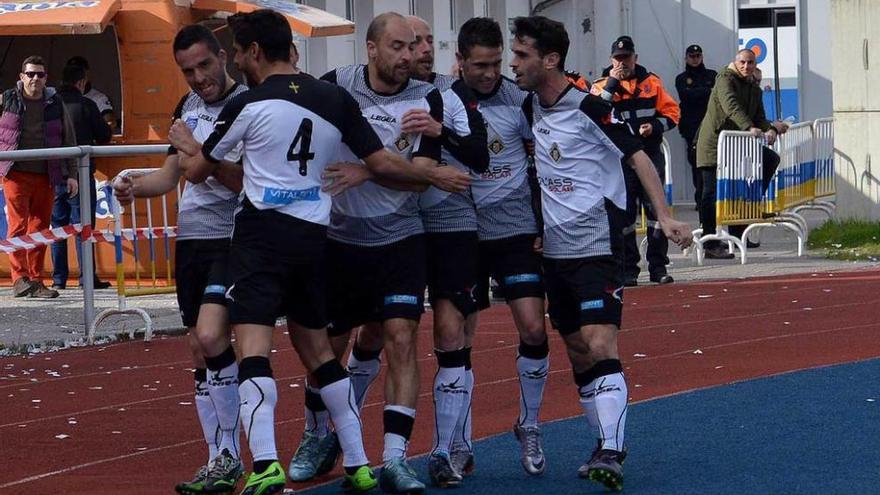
[253,460,275,474]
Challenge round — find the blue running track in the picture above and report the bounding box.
[302,359,880,494]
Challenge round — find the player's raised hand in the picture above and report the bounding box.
[112,175,134,205]
[427,165,471,193]
[322,162,372,196]
[401,109,442,137]
[168,119,200,156]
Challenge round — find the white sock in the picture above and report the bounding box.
[579,372,628,452]
[452,367,474,451]
[431,351,467,456]
[346,351,381,410]
[516,351,549,428]
[320,377,369,468]
[239,376,278,462]
[579,390,601,447]
[383,405,416,462]
[194,371,220,462]
[304,381,331,437]
[207,358,241,457]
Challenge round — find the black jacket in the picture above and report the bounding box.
[674,64,716,142]
[57,85,112,149]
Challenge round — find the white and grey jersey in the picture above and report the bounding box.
[170,83,247,240]
[85,87,113,114]
[322,65,443,246]
[418,73,489,233]
[472,76,537,241]
[201,74,383,226]
[524,85,643,259]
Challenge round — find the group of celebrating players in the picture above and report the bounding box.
[113,8,691,495]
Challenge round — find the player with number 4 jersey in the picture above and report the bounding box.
[168,10,466,495]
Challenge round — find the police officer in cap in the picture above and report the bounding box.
[592,35,680,286]
[675,44,716,208]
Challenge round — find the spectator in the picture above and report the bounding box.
[696,48,787,259]
[592,36,680,286]
[51,64,113,290]
[675,44,716,208]
[66,56,118,133]
[1,55,78,298]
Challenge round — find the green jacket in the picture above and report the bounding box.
[695,67,772,168]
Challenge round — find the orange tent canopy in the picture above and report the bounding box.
[0,0,354,38]
[0,0,122,35]
[191,0,354,37]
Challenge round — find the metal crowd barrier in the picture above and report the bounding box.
[636,138,673,263]
[692,117,836,265]
[0,144,171,342]
[88,167,181,344]
[795,117,836,217]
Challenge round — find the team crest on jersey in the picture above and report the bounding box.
[549,143,562,163]
[394,134,411,152]
[686,77,693,85]
[488,136,504,155]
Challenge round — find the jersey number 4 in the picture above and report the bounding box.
[288,118,315,176]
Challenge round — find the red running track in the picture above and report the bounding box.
[1,268,879,494]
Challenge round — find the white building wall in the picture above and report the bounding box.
[300,0,831,206]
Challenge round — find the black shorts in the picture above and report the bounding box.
[226,202,329,329]
[426,231,478,317]
[326,235,426,336]
[175,238,230,328]
[475,233,544,310]
[543,255,625,335]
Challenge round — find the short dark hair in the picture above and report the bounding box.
[173,24,222,55]
[511,16,569,71]
[366,12,405,43]
[457,17,502,59]
[227,9,291,63]
[66,55,89,70]
[62,64,87,86]
[22,55,46,72]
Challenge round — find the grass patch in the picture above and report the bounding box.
[808,220,880,261]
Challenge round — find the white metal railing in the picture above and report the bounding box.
[0,145,169,339]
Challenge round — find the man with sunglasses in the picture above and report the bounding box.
[675,44,716,210]
[1,56,78,299]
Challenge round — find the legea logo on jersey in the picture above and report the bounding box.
[538,176,575,193]
[262,186,320,205]
[185,116,198,131]
[480,165,511,180]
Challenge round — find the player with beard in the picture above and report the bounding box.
[447,17,551,478]
[168,10,466,495]
[510,16,691,491]
[301,15,488,489]
[407,15,488,488]
[286,12,471,495]
[113,24,247,494]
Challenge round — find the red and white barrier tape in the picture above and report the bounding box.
[0,224,178,254]
[0,224,82,253]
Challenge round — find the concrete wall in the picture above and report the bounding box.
[799,0,833,121]
[830,0,880,220]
